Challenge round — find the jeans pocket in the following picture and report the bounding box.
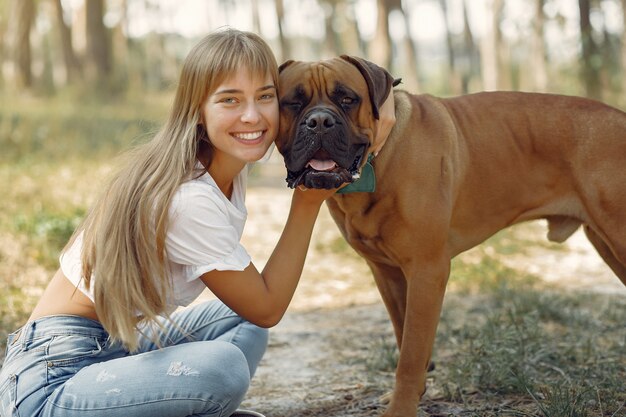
[0,374,19,417]
[45,335,104,396]
[46,334,103,366]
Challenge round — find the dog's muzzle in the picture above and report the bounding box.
[285,109,367,189]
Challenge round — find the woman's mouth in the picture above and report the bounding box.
[232,130,265,143]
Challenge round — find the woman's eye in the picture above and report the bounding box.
[220,97,238,104]
[259,93,275,101]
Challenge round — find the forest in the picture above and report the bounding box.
[2,0,626,103]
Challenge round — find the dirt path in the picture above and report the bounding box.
[194,186,625,417]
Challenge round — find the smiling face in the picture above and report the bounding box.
[203,68,279,171]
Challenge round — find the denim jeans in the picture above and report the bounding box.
[0,300,268,417]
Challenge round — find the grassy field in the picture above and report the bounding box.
[1,95,625,416]
[0,93,170,354]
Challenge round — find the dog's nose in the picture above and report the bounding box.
[305,111,335,133]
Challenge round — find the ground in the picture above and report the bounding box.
[192,182,626,417]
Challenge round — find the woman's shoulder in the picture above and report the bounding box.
[171,173,226,214]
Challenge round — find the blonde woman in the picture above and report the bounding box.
[0,29,394,417]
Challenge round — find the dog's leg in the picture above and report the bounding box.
[584,225,626,285]
[383,258,450,417]
[367,260,407,347]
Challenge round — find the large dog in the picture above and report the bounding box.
[275,56,626,416]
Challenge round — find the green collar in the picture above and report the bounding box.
[336,154,376,194]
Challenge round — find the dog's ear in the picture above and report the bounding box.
[340,55,399,119]
[278,60,295,73]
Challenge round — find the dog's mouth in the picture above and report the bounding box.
[286,148,365,189]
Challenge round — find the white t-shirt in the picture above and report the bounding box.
[59,168,252,310]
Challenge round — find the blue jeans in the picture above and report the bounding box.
[0,300,268,417]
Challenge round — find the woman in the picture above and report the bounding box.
[0,29,394,417]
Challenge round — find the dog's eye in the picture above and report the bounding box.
[281,101,302,111]
[341,97,358,106]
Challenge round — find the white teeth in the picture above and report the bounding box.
[234,131,263,140]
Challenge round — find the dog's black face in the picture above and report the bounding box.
[276,57,394,190]
[282,102,367,190]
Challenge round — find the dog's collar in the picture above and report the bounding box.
[336,154,376,194]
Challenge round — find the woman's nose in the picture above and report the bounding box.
[241,103,261,124]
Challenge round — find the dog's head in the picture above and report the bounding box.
[276,56,397,189]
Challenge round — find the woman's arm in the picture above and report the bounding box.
[200,187,334,327]
[200,93,396,327]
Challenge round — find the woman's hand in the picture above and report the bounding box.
[372,92,396,156]
[293,184,339,205]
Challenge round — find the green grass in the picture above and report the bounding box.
[0,92,169,163]
[436,288,625,416]
[432,255,626,416]
[13,207,86,269]
[0,94,169,360]
[354,227,625,416]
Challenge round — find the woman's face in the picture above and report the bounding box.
[203,69,278,167]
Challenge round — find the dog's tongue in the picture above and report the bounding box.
[307,159,337,171]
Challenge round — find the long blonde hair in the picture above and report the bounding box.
[68,29,278,351]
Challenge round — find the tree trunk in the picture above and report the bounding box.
[323,0,364,57]
[0,2,10,86]
[85,0,111,84]
[621,0,626,94]
[274,0,290,62]
[336,0,364,56]
[400,5,420,92]
[461,0,479,92]
[53,0,82,84]
[480,0,502,90]
[15,0,35,89]
[369,0,392,69]
[439,0,460,94]
[578,0,602,99]
[251,0,261,34]
[531,0,548,91]
[322,2,340,58]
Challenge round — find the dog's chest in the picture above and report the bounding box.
[327,195,396,264]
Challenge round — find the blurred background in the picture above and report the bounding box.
[1,0,626,355]
[3,0,626,98]
[2,0,625,161]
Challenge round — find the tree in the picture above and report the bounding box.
[439,0,460,93]
[578,0,602,99]
[53,0,82,84]
[481,0,505,90]
[85,0,111,84]
[368,0,419,90]
[334,0,364,56]
[460,0,480,93]
[531,0,548,91]
[251,0,261,34]
[14,0,35,89]
[274,0,290,62]
[622,0,626,94]
[320,0,365,57]
[370,0,392,69]
[396,0,420,91]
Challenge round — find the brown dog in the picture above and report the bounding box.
[275,56,626,416]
